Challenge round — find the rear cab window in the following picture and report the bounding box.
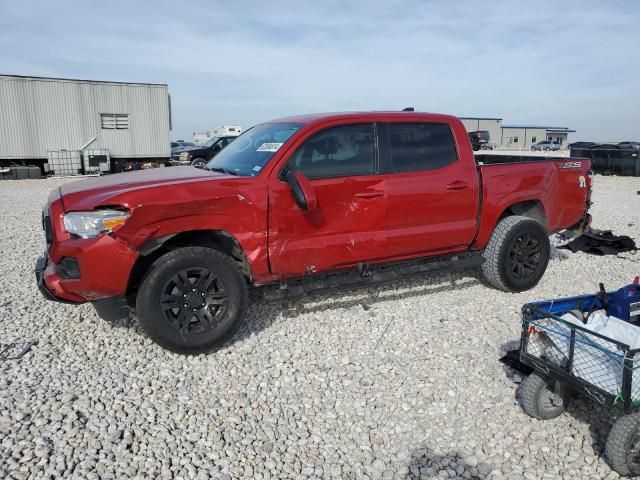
[381,122,458,173]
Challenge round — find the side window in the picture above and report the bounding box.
[291,124,375,180]
[387,123,457,173]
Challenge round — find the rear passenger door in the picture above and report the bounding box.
[379,122,479,257]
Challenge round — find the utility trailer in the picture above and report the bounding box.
[0,75,171,175]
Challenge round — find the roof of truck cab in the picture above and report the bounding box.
[266,111,459,125]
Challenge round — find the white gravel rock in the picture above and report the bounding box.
[0,175,638,479]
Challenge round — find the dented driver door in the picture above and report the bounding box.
[267,123,387,277]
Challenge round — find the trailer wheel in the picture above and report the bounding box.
[605,413,640,477]
[519,372,567,420]
[136,247,248,354]
[481,215,550,292]
[191,158,207,169]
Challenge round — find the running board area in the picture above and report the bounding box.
[261,252,484,302]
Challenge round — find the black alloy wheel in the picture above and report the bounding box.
[160,267,229,338]
[136,247,248,354]
[508,232,542,281]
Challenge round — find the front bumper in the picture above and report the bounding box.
[169,159,190,166]
[35,230,139,304]
[35,254,76,303]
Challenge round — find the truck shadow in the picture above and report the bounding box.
[406,445,492,479]
[230,270,482,346]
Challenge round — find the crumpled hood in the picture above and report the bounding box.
[59,166,230,212]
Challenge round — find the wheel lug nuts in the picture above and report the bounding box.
[192,289,196,292]
[183,304,188,307]
[183,294,187,298]
[201,293,205,297]
[192,308,196,312]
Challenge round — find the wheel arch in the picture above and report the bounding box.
[498,199,548,229]
[126,229,252,305]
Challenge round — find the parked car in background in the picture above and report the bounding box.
[568,141,596,149]
[171,141,196,155]
[591,144,620,150]
[618,141,640,150]
[531,140,561,151]
[468,130,490,151]
[36,110,592,353]
[169,136,236,168]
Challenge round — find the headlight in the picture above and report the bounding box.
[180,151,190,160]
[63,210,129,238]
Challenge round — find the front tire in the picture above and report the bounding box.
[481,215,550,292]
[191,158,207,169]
[605,413,640,477]
[519,372,567,420]
[136,247,248,354]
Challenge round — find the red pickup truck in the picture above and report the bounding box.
[36,111,592,353]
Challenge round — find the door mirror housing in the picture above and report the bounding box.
[283,167,318,211]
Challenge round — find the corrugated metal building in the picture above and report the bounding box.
[500,125,575,149]
[0,75,171,162]
[459,116,575,149]
[459,117,503,147]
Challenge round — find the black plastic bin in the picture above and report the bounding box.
[571,147,640,177]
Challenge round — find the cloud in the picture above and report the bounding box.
[1,0,639,140]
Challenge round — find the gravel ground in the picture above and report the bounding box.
[0,175,638,480]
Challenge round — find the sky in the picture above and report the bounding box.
[0,0,638,142]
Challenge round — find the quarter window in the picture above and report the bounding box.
[387,123,457,173]
[291,124,375,179]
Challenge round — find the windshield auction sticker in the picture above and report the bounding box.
[257,143,283,152]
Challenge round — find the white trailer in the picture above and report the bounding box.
[194,125,242,144]
[0,75,171,173]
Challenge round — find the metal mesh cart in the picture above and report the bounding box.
[518,279,640,476]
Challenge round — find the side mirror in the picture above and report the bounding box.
[283,167,318,211]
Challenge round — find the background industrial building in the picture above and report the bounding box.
[0,75,171,173]
[460,117,575,149]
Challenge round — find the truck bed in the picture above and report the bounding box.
[470,154,591,249]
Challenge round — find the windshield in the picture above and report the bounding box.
[202,137,220,148]
[206,123,301,176]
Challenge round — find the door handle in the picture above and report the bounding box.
[354,190,384,199]
[445,181,469,191]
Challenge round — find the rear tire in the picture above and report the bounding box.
[605,413,640,477]
[136,247,248,354]
[481,215,550,292]
[519,372,567,420]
